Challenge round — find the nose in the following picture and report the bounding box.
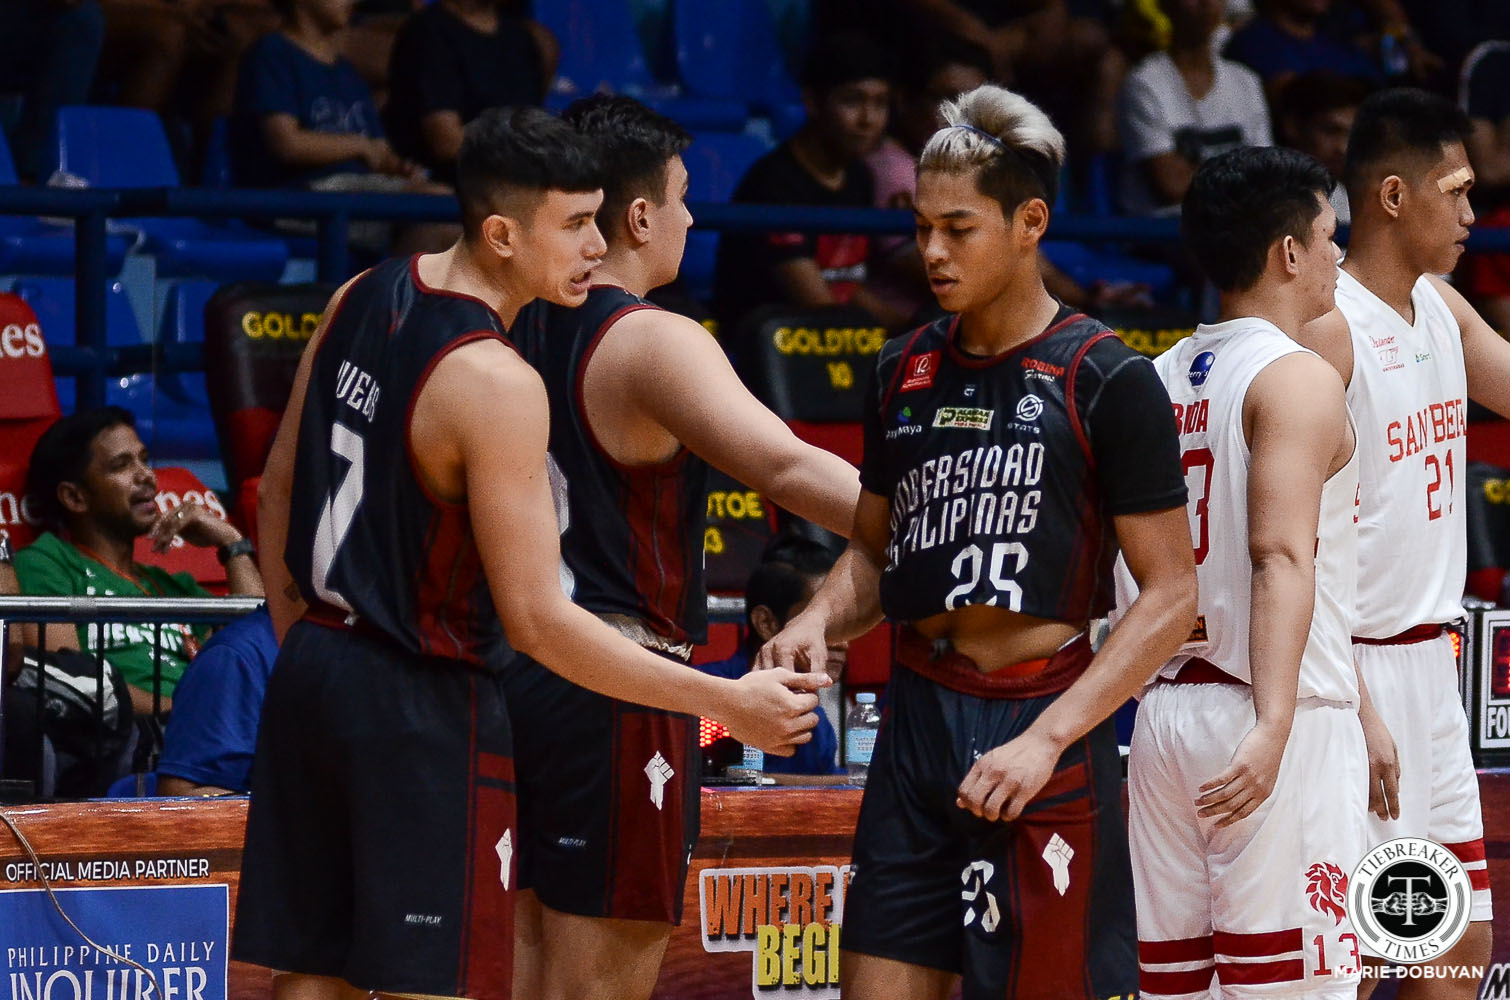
[921,229,948,266]
[585,223,608,262]
[1462,196,1475,229]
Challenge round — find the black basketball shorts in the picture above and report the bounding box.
[503,654,700,924]
[842,662,1137,1000]
[233,620,516,1000]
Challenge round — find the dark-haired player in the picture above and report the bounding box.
[1304,87,1505,998]
[234,107,826,1000]
[506,94,861,1000]
[1121,146,1374,1000]
[760,83,1197,999]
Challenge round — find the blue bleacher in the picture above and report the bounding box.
[672,0,802,112]
[0,128,130,278]
[681,132,770,302]
[49,107,288,282]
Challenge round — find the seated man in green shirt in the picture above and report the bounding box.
[14,407,264,714]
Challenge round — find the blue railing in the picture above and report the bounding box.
[3,185,1509,410]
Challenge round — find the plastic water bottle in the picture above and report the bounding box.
[729,743,764,783]
[846,693,881,784]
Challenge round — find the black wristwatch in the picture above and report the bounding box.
[217,537,256,565]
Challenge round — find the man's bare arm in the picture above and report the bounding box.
[602,309,860,537]
[1436,274,1510,417]
[1298,301,1356,390]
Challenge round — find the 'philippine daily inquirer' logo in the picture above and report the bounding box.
[1349,837,1472,963]
[934,406,995,431]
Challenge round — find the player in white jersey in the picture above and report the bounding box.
[1120,148,1380,1000]
[1303,88,1504,998]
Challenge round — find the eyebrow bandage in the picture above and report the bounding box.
[1438,166,1473,192]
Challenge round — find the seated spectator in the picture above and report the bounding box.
[714,32,903,336]
[13,407,264,714]
[158,605,277,795]
[1459,40,1510,332]
[1223,0,1381,92]
[699,538,846,779]
[0,0,105,182]
[1273,69,1368,223]
[1119,0,1272,215]
[385,0,557,184]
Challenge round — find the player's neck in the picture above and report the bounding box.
[957,275,1058,356]
[1340,237,1420,320]
[589,253,654,299]
[418,244,529,328]
[1217,287,1307,338]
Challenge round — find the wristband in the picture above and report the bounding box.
[217,537,256,565]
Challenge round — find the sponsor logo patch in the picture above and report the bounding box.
[900,351,940,392]
[932,406,994,430]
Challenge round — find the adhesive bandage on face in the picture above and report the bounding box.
[1438,166,1473,193]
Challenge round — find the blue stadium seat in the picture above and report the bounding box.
[672,0,801,111]
[0,126,130,277]
[680,132,769,301]
[201,118,232,189]
[50,107,288,282]
[157,279,218,409]
[15,276,218,458]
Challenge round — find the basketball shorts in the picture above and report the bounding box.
[233,621,516,1000]
[503,653,700,924]
[1357,632,1492,922]
[1129,679,1368,1000]
[842,662,1137,1000]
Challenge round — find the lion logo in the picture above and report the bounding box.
[1306,862,1349,925]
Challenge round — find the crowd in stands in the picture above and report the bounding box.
[3,0,1510,798]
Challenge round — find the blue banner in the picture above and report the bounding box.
[0,885,228,1000]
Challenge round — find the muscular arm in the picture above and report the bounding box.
[257,276,362,643]
[1298,301,1356,390]
[1435,274,1510,416]
[595,309,860,537]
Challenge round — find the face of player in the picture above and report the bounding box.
[512,189,607,307]
[67,424,159,540]
[647,155,693,286]
[814,79,891,163]
[915,167,1035,314]
[1291,194,1343,322]
[1403,142,1475,277]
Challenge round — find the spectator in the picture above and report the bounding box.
[1119,0,1273,215]
[13,407,264,714]
[700,538,847,778]
[714,32,902,335]
[1273,69,1369,223]
[385,0,557,184]
[1223,0,1381,91]
[157,605,277,796]
[0,0,105,182]
[1458,39,1510,332]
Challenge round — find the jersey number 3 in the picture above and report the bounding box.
[1181,448,1215,565]
[311,422,365,611]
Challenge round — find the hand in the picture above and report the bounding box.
[361,137,403,174]
[956,729,1064,823]
[1196,722,1288,827]
[1359,701,1401,821]
[752,612,829,674]
[722,668,828,757]
[147,499,240,553]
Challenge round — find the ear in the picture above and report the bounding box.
[750,605,782,643]
[627,197,652,248]
[57,481,89,517]
[480,214,517,260]
[1017,198,1050,245]
[1378,175,1405,219]
[1277,234,1301,278]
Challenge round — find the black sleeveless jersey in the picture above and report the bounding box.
[284,255,510,667]
[515,286,710,644]
[861,306,1186,626]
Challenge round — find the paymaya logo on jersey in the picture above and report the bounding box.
[899,407,913,423]
[887,407,923,440]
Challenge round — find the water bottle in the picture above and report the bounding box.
[728,742,764,783]
[846,693,881,784]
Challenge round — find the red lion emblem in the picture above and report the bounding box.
[1306,862,1349,925]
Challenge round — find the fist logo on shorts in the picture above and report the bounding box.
[645,752,675,811]
[1042,832,1074,896]
[961,860,1001,934]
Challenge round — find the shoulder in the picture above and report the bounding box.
[246,31,298,67]
[11,532,73,579]
[879,316,949,369]
[1247,349,1347,420]
[735,146,797,196]
[1218,57,1266,94]
[1126,53,1174,89]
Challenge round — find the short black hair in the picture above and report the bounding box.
[1182,146,1335,293]
[455,107,601,238]
[900,36,993,95]
[562,95,691,248]
[800,31,892,97]
[1343,87,1472,194]
[27,406,136,531]
[743,535,838,633]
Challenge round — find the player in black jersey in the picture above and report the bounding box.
[234,108,827,1000]
[505,96,862,1000]
[759,85,1199,999]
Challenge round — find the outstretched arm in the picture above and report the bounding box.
[1435,274,1510,417]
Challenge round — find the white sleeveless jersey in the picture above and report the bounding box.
[1335,268,1467,637]
[1115,318,1359,705]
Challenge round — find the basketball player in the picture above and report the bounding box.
[503,96,862,1000]
[233,107,826,1000]
[1122,147,1371,1000]
[1303,87,1502,998]
[759,83,1198,999]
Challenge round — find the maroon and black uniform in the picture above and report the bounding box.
[843,306,1186,998]
[235,256,516,999]
[505,285,706,923]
